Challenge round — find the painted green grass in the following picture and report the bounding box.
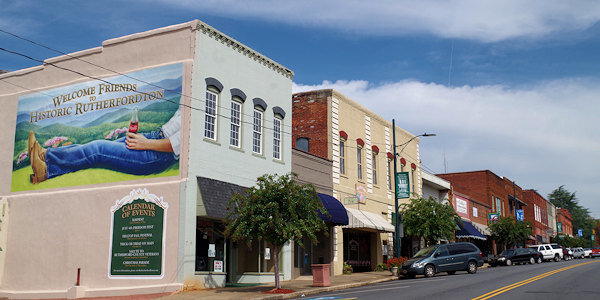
[11,162,179,192]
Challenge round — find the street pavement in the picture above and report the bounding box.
[297,258,600,300]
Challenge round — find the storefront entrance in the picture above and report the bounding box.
[343,229,373,272]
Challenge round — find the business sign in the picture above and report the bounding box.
[557,222,563,233]
[344,196,359,205]
[488,213,500,225]
[516,209,524,221]
[11,63,182,192]
[214,260,223,272]
[578,229,583,237]
[109,188,168,278]
[455,196,468,217]
[395,172,410,199]
[355,184,367,204]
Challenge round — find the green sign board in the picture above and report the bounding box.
[109,189,168,278]
[395,172,410,199]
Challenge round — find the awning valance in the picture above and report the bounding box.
[455,220,487,240]
[317,193,349,225]
[343,208,395,232]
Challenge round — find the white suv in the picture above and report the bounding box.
[528,244,563,262]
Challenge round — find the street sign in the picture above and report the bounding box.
[488,213,500,225]
[578,229,583,237]
[395,172,410,199]
[516,209,524,221]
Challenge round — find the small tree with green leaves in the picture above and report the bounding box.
[489,216,533,251]
[226,173,328,290]
[400,197,460,246]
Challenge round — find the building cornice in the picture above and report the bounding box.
[196,21,294,80]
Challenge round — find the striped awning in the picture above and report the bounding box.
[343,208,395,233]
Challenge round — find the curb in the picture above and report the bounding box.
[253,276,398,300]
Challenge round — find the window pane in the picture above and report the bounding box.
[340,141,345,174]
[230,101,241,147]
[253,110,262,154]
[204,91,218,140]
[273,118,281,159]
[357,147,362,180]
[372,154,377,185]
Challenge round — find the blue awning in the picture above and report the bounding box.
[455,220,486,240]
[318,193,349,225]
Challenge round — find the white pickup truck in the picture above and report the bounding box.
[528,244,563,262]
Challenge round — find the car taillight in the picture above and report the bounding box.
[479,252,482,257]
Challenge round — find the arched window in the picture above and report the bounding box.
[296,137,309,152]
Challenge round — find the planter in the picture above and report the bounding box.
[390,266,398,277]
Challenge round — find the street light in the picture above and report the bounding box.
[392,119,436,258]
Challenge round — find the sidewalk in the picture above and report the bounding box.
[157,271,397,300]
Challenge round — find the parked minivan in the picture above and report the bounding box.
[400,242,484,278]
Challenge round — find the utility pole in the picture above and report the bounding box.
[392,119,401,258]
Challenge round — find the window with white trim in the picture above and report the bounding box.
[204,90,218,140]
[357,146,363,180]
[387,159,392,189]
[252,109,263,154]
[340,140,346,175]
[372,153,378,185]
[273,117,282,159]
[230,100,242,147]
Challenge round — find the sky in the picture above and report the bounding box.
[1,1,599,219]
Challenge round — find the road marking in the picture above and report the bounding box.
[472,260,599,300]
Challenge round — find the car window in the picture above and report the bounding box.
[551,245,562,249]
[435,246,449,257]
[413,246,437,258]
[501,249,515,256]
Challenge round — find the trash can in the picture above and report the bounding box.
[311,264,331,287]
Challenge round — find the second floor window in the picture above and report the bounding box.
[387,159,392,189]
[357,147,363,180]
[273,117,282,159]
[340,140,345,174]
[372,153,377,185]
[252,109,263,154]
[230,101,241,147]
[204,90,218,140]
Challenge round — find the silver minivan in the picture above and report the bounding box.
[400,242,484,278]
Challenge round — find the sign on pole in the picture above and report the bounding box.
[578,229,583,237]
[395,172,410,199]
[516,209,524,221]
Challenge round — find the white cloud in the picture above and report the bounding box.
[293,79,600,217]
[157,0,600,42]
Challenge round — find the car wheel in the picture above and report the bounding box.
[424,265,436,278]
[536,257,542,264]
[447,271,456,275]
[529,257,535,264]
[467,261,478,274]
[506,259,512,266]
[554,255,560,262]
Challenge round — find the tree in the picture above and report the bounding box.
[400,197,459,246]
[548,186,594,238]
[225,173,328,290]
[489,216,533,251]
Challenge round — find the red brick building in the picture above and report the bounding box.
[523,190,550,244]
[437,170,527,219]
[556,208,574,236]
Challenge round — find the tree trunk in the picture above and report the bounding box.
[273,244,280,289]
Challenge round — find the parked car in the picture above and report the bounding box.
[572,247,586,259]
[400,242,484,278]
[584,248,593,258]
[489,247,542,266]
[591,247,600,258]
[528,244,563,262]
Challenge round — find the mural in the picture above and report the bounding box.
[11,63,183,191]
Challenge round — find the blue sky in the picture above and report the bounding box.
[2,0,600,219]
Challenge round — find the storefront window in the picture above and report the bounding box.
[196,218,226,272]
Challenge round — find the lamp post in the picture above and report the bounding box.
[392,118,435,258]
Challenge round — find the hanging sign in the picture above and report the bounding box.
[109,188,168,278]
[395,172,410,199]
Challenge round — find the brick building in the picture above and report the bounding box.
[523,190,550,244]
[292,89,421,273]
[556,208,574,236]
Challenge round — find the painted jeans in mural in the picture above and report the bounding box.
[46,130,176,179]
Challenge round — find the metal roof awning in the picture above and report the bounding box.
[343,207,395,233]
[455,220,487,240]
[508,194,527,206]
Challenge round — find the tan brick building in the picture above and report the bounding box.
[292,89,421,274]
